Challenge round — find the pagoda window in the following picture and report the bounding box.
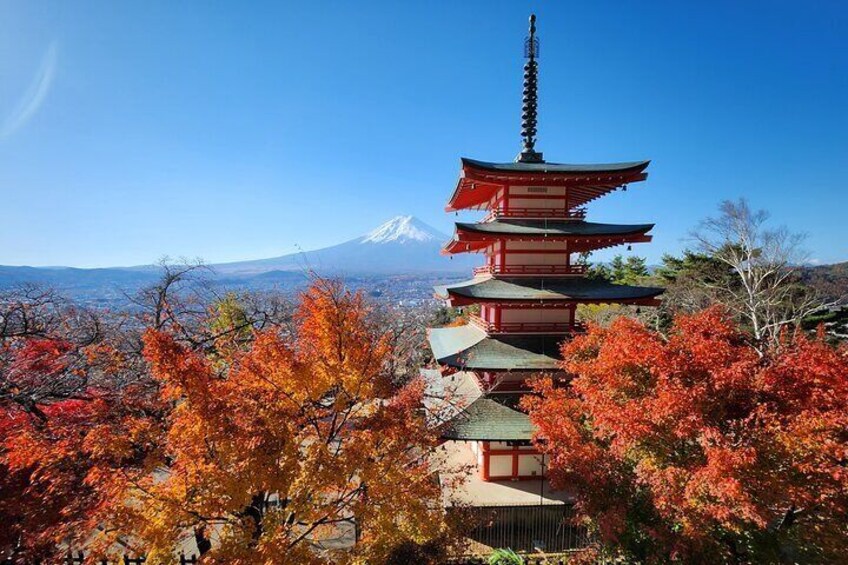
[477,240,576,275]
[472,306,577,334]
[509,185,565,197]
[505,240,568,251]
[480,441,545,481]
[487,186,587,220]
[503,250,569,268]
[499,307,573,325]
[507,198,566,210]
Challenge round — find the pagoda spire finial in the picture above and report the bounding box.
[517,14,544,163]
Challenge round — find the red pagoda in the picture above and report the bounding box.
[427,15,662,531]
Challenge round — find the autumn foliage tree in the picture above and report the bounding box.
[525,307,848,563]
[2,279,447,564]
[0,286,161,561]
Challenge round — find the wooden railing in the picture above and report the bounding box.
[469,315,584,335]
[473,264,588,276]
[484,207,586,221]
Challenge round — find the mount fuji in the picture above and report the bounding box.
[214,216,474,275]
[0,216,475,303]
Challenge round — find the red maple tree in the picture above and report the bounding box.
[1,335,166,561]
[525,307,848,563]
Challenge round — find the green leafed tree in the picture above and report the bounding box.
[586,254,649,285]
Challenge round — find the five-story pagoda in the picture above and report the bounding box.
[428,15,662,504]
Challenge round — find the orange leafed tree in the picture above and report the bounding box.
[104,280,444,564]
[525,307,848,563]
[2,281,447,564]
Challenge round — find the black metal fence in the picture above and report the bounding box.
[458,557,569,565]
[457,503,591,554]
[4,505,589,563]
[1,552,197,565]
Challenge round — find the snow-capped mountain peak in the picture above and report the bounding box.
[210,214,469,275]
[360,215,443,244]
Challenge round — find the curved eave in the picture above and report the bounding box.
[434,276,665,307]
[456,220,655,237]
[442,222,654,255]
[446,157,650,212]
[462,157,650,175]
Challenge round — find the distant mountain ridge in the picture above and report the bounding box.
[799,261,848,304]
[0,216,474,303]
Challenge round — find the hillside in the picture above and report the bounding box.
[799,261,848,303]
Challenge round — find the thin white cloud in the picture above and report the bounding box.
[1,41,58,139]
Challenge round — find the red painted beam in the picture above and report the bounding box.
[442,232,652,255]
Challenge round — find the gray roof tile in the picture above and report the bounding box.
[428,324,562,371]
[442,395,535,441]
[435,276,664,302]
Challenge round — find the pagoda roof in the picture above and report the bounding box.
[422,370,534,441]
[457,219,653,237]
[428,324,562,371]
[436,276,664,306]
[443,220,654,254]
[462,157,650,174]
[447,157,650,212]
[441,395,535,441]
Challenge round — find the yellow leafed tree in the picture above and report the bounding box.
[98,280,447,564]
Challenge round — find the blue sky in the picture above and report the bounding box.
[1,1,846,267]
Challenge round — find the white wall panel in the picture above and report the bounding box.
[517,454,544,477]
[489,455,513,477]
